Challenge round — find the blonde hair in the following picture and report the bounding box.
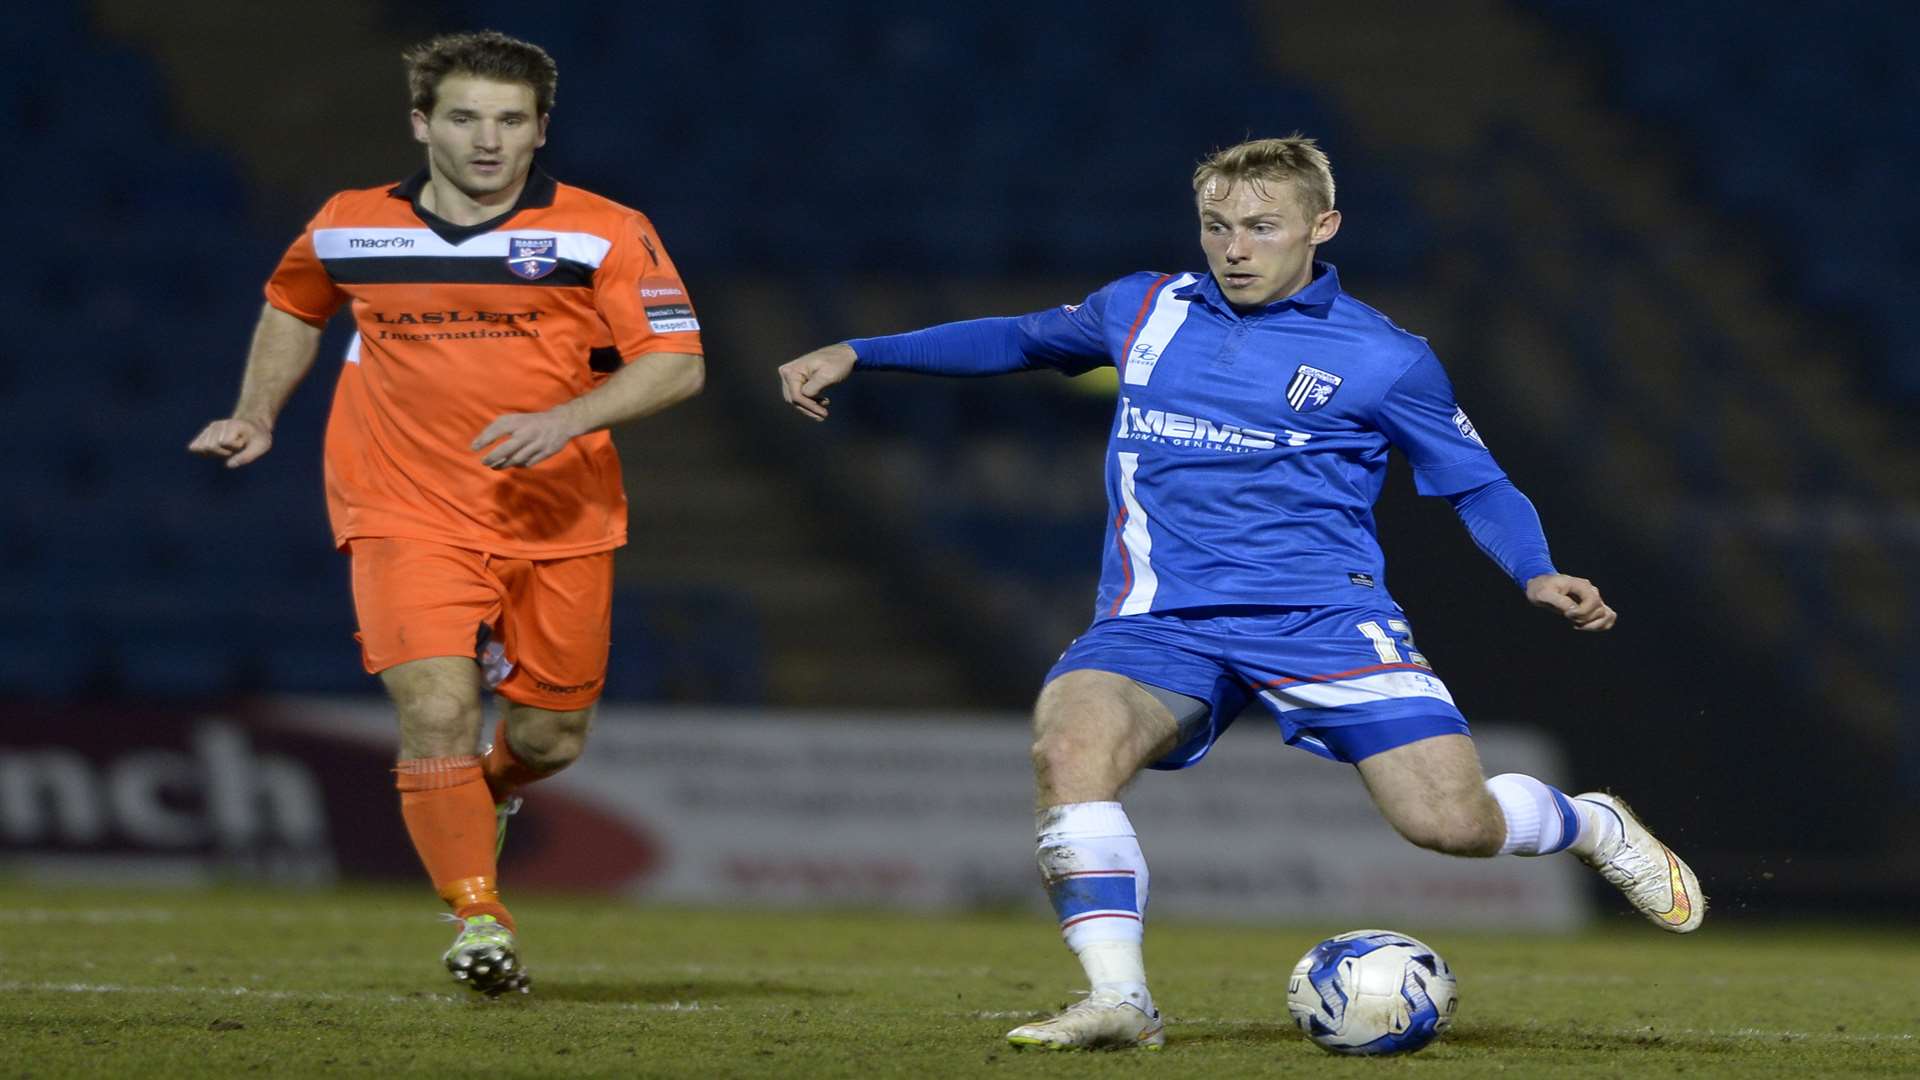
[1192,135,1335,219]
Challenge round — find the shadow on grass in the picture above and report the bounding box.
[533,979,850,1005]
[1170,1021,1690,1055]
[1169,1022,1299,1047]
[1441,1023,1704,1053]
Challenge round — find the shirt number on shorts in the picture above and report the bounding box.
[1356,620,1429,668]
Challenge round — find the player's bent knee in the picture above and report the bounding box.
[390,684,476,728]
[504,705,593,771]
[516,730,586,771]
[396,694,483,757]
[1392,808,1504,857]
[1029,729,1078,784]
[1030,724,1115,776]
[1030,726,1138,804]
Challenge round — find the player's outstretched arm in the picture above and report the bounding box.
[777,343,856,422]
[775,304,1110,423]
[471,351,704,470]
[187,303,324,469]
[1524,573,1617,632]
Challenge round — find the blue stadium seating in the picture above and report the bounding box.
[6,3,1385,702]
[1532,0,1920,396]
[0,26,414,697]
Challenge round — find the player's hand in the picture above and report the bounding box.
[1525,573,1617,632]
[187,417,273,468]
[471,406,583,470]
[777,343,857,421]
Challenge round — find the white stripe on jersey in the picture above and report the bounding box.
[312,228,615,267]
[344,332,362,365]
[1114,451,1159,615]
[1258,669,1457,713]
[1122,273,1197,386]
[1286,368,1313,409]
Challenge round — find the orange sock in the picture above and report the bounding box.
[395,755,514,932]
[482,717,559,802]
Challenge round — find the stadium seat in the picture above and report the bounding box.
[1529,0,1920,397]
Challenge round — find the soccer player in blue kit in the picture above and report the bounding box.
[777,136,1704,1051]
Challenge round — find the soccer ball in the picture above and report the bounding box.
[1286,929,1458,1055]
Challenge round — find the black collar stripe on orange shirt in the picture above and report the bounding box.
[387,167,561,245]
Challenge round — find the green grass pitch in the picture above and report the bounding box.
[3,883,1914,1078]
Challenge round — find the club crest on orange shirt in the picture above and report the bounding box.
[506,236,558,280]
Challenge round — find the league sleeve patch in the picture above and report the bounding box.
[645,303,700,334]
[1452,407,1486,448]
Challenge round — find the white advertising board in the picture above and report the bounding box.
[285,701,1589,929]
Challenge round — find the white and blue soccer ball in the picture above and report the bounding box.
[1286,929,1458,1055]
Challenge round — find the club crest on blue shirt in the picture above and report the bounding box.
[1287,364,1343,412]
[506,236,558,280]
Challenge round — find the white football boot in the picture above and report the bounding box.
[1574,792,1705,933]
[1005,990,1165,1051]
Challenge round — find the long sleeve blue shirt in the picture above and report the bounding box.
[851,263,1556,619]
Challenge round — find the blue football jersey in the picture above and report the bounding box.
[1009,263,1509,617]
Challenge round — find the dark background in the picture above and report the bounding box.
[2,1,1914,916]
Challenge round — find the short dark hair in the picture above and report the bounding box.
[403,31,557,117]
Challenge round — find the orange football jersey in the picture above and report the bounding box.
[265,170,702,558]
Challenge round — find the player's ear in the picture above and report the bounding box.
[410,109,431,146]
[535,113,550,149]
[1311,209,1341,246]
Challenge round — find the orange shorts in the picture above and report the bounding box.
[348,537,613,711]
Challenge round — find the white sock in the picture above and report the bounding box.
[1036,801,1152,1011]
[1078,941,1151,1011]
[1485,773,1582,856]
[1568,797,1621,858]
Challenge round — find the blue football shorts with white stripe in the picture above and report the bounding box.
[1045,605,1469,766]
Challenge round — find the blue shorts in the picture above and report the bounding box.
[1044,605,1469,767]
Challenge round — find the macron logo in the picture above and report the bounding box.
[348,236,415,249]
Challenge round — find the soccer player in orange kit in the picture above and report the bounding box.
[188,31,704,994]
